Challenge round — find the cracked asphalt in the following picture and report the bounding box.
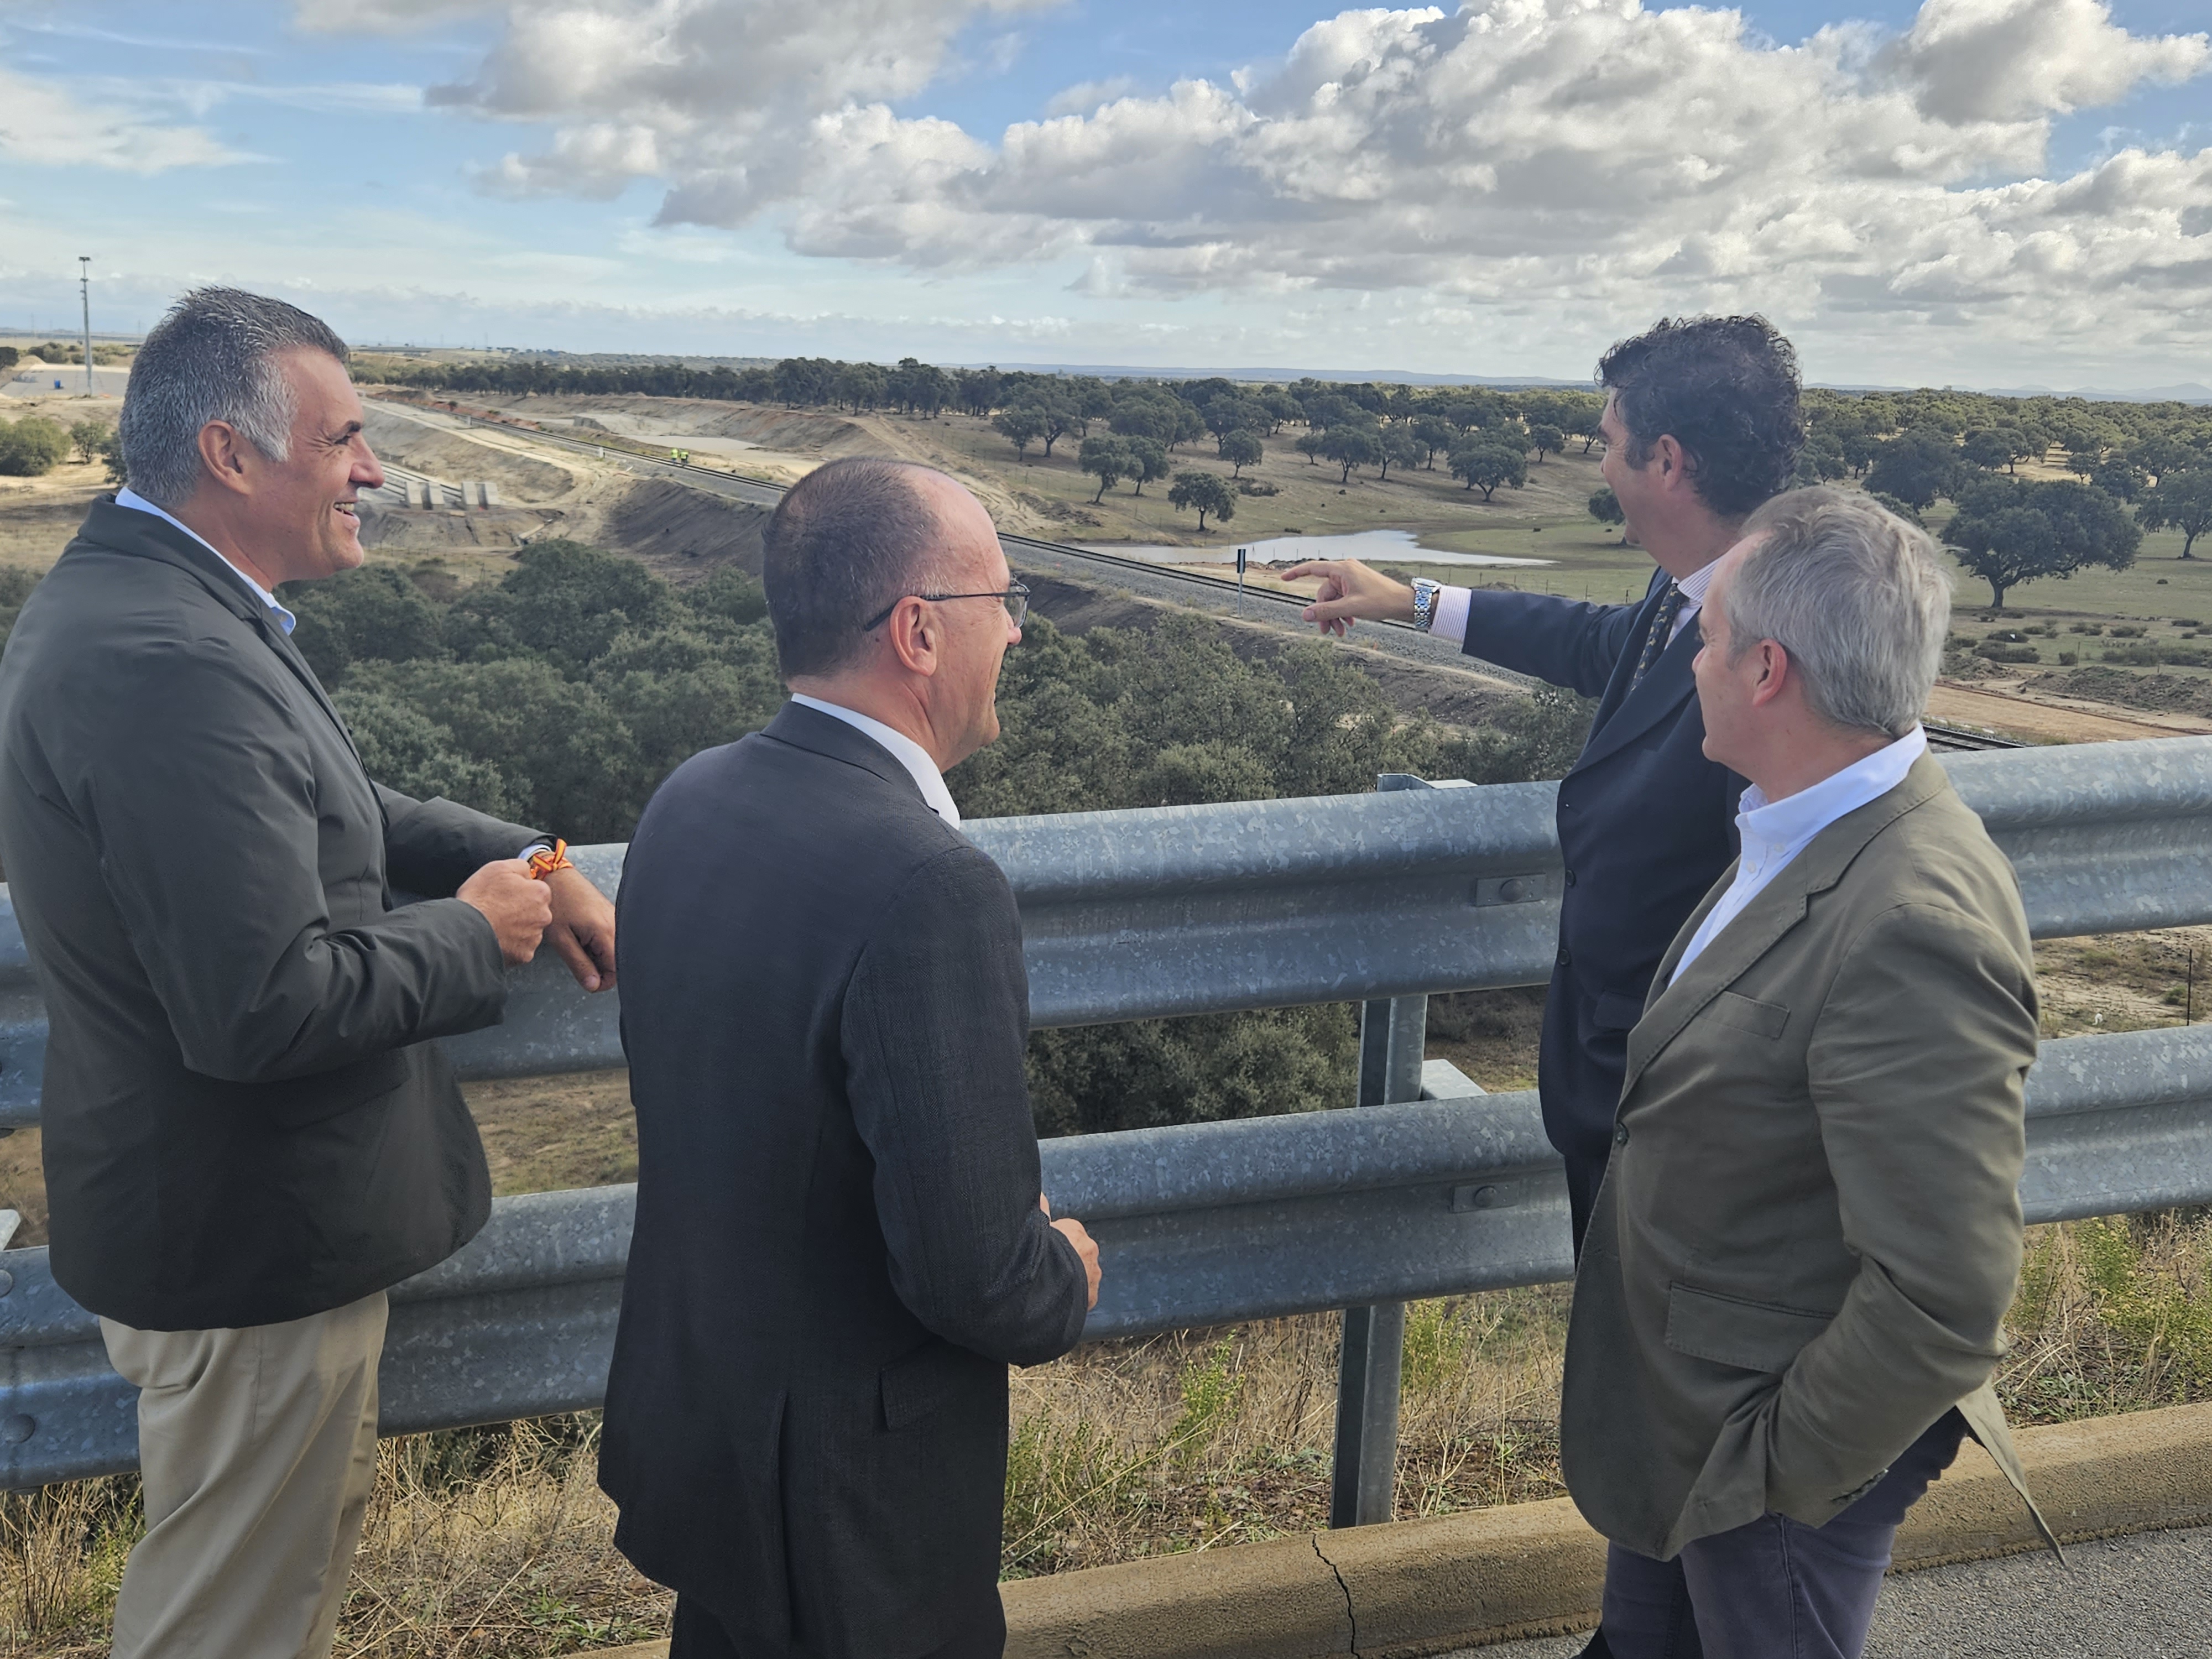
[1464,1524,2212,1657]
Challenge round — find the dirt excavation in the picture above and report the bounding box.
[367,387,1100,542]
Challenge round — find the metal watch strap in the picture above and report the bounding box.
[1410,578,1441,633]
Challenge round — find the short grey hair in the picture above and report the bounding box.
[1726,487,1953,739]
[118,288,349,508]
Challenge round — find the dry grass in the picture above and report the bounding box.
[2001,1211,2212,1425]
[1001,1289,1574,1579]
[0,1420,669,1658]
[4,1212,2209,1653]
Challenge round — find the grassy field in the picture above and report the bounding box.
[927,411,1616,545]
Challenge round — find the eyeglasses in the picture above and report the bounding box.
[863,581,1029,633]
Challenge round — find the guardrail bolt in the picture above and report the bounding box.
[1452,1185,1503,1212]
[0,1270,14,1296]
[1,1415,34,1445]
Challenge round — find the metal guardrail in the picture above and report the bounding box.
[4,737,2212,1495]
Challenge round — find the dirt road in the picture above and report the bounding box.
[1927,680,2212,744]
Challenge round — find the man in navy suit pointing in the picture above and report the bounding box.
[1285,316,1804,1249]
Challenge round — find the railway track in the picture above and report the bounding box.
[397,400,2051,753]
[1923,722,2028,752]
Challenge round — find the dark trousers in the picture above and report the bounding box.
[1538,970,1635,1253]
[670,1590,1006,1659]
[1590,1411,1968,1659]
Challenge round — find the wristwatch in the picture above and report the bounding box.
[1410,577,1442,633]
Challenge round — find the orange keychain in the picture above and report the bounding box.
[525,839,576,880]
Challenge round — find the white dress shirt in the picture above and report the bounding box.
[1433,555,1718,652]
[1668,726,1929,985]
[114,487,297,635]
[790,694,961,826]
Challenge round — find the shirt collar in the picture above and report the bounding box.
[1737,726,1928,853]
[113,487,297,635]
[789,694,962,826]
[1674,558,1719,611]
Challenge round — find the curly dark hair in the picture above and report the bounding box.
[1596,316,1804,519]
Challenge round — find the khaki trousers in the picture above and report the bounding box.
[99,1291,387,1659]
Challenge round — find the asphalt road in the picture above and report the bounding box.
[3,366,129,397]
[1471,1524,2212,1657]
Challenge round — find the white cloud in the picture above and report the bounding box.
[426,0,1061,216]
[1884,0,2208,124]
[1045,76,1138,117]
[69,75,424,118]
[0,65,250,171]
[297,0,2212,364]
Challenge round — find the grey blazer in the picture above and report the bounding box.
[0,498,544,1330]
[1561,755,2054,1561]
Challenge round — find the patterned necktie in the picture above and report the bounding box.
[1629,582,1686,690]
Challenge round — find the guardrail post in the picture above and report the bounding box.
[1330,991,1428,1527]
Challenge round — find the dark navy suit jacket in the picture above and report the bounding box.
[601,703,1089,1659]
[1460,570,1745,1245]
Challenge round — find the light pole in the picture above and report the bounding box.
[78,258,93,395]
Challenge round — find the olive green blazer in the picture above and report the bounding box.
[1559,753,2056,1561]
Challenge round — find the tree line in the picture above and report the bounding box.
[1797,394,2212,606]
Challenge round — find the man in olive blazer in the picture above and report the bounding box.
[1561,488,2053,1659]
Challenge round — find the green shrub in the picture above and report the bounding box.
[287,543,1593,1139]
[0,416,70,477]
[2095,643,2212,667]
[1975,641,2039,663]
[286,565,449,685]
[2078,1217,2212,1396]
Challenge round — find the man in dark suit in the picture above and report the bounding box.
[1284,316,1804,1246]
[0,288,617,1659]
[602,456,1102,1659]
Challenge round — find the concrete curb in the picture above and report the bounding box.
[591,1400,2212,1659]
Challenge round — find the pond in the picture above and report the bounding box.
[1082,528,1552,568]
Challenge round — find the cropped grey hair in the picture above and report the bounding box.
[118,288,349,508]
[1727,487,1953,739]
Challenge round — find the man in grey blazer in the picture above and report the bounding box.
[602,457,1100,1659]
[0,289,617,1659]
[1560,487,2053,1658]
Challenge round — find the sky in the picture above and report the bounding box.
[1,0,2209,389]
